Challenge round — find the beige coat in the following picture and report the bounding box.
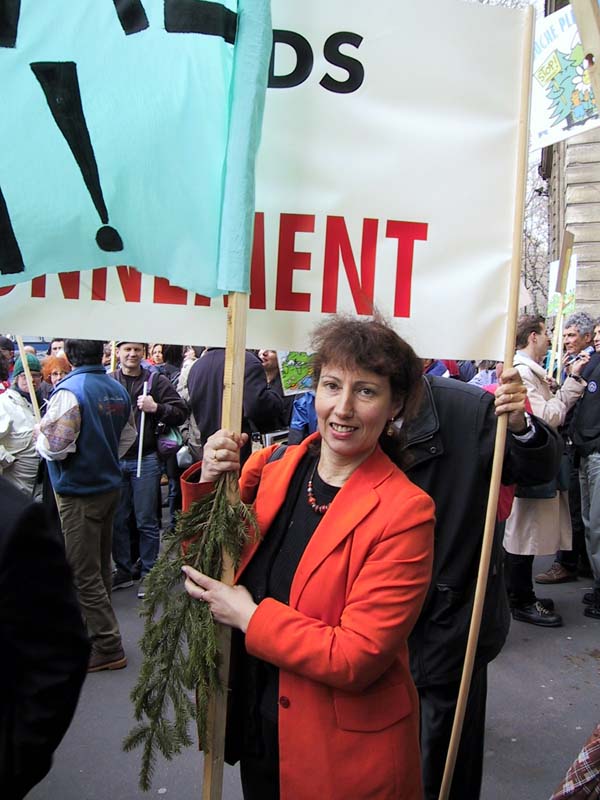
[504,351,585,556]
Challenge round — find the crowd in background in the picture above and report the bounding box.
[1,317,599,799]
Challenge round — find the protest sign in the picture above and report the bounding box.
[1,0,531,360]
[530,3,600,150]
[0,0,270,295]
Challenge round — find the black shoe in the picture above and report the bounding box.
[511,601,563,627]
[583,589,600,618]
[536,596,555,612]
[112,569,133,590]
[584,604,600,619]
[131,558,142,581]
[582,592,595,606]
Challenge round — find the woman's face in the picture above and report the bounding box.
[152,344,164,364]
[50,368,68,386]
[315,363,401,466]
[16,371,42,394]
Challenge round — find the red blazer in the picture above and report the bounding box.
[183,435,435,800]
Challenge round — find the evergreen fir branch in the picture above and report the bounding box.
[123,475,258,791]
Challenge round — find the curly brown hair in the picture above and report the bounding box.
[310,315,423,466]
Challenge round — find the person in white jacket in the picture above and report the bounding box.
[0,354,43,499]
[504,315,589,626]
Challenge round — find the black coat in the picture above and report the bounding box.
[111,367,189,459]
[571,352,600,457]
[0,478,90,799]
[187,349,284,463]
[405,377,561,687]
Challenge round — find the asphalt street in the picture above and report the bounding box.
[29,555,599,800]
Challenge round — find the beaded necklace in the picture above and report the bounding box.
[306,461,331,515]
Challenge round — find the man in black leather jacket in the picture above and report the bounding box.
[404,372,561,800]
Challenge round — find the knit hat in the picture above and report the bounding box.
[13,353,42,377]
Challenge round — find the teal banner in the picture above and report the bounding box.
[0,0,271,295]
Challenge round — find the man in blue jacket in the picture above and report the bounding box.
[37,339,135,672]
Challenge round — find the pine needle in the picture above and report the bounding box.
[123,476,258,791]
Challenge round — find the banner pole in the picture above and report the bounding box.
[15,336,41,422]
[438,7,534,799]
[547,229,574,381]
[202,290,248,800]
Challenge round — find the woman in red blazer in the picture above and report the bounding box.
[182,317,435,800]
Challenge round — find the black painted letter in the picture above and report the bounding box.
[268,30,313,90]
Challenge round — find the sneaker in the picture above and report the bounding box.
[137,578,147,599]
[582,592,596,606]
[511,601,563,627]
[112,569,133,590]
[88,647,127,672]
[534,562,578,584]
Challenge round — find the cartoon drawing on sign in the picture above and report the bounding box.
[535,40,598,133]
[279,350,314,395]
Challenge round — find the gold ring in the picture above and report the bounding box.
[212,449,220,462]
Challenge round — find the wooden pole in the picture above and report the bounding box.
[547,229,574,381]
[438,8,534,799]
[110,340,118,373]
[571,0,600,105]
[15,336,41,422]
[202,291,249,800]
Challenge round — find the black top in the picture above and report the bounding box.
[239,453,339,730]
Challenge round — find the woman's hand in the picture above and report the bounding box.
[182,565,257,633]
[200,429,249,483]
[494,367,528,433]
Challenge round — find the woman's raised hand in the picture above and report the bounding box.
[200,429,249,483]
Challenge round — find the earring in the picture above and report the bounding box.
[387,416,403,436]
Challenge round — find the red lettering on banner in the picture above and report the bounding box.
[275,213,315,312]
[250,212,266,310]
[31,271,80,299]
[385,221,428,318]
[116,266,142,303]
[322,216,377,314]
[154,277,187,305]
[4,215,427,316]
[92,268,107,300]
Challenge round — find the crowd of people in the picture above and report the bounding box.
[0,315,599,799]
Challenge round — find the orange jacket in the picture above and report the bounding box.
[182,435,435,799]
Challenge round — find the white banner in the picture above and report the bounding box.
[0,0,530,360]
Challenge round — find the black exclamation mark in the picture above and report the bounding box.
[112,0,150,35]
[31,61,124,252]
[0,0,20,48]
[0,186,25,274]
